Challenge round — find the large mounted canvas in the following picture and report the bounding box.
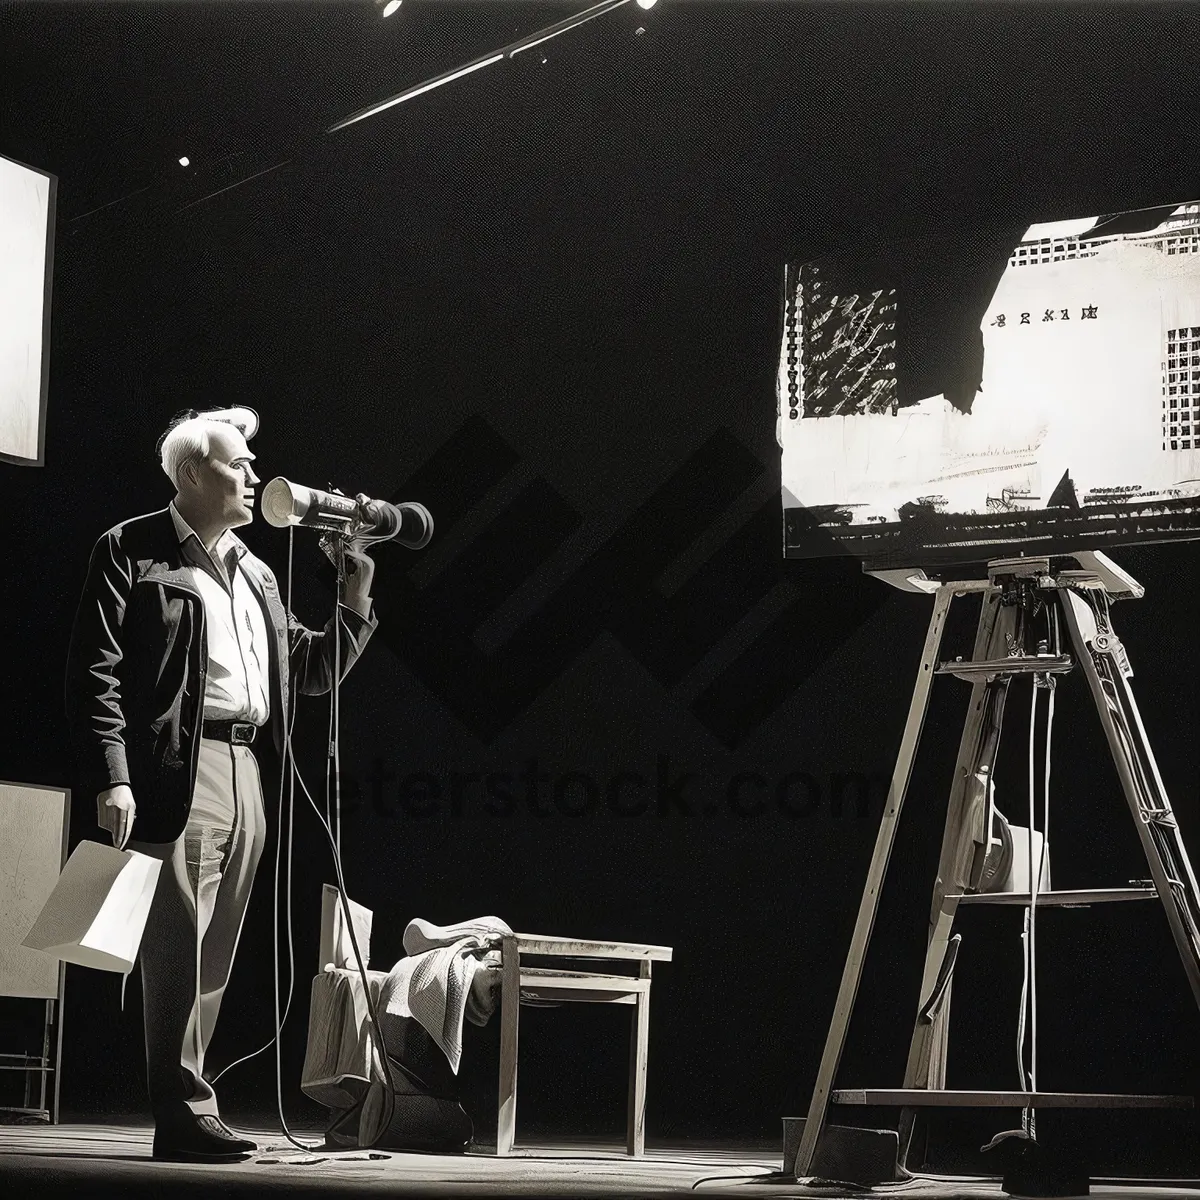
[779,201,1200,568]
[0,153,55,466]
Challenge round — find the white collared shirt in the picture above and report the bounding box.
[169,503,271,726]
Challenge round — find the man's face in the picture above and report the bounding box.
[188,425,261,529]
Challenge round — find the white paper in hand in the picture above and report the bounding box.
[21,840,162,973]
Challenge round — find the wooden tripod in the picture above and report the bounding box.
[794,552,1200,1180]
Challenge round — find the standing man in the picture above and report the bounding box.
[65,406,378,1162]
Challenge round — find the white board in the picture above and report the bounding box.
[0,781,69,999]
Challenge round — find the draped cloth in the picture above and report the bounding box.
[379,916,511,1074]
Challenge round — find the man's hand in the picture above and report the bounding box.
[97,784,136,850]
[342,538,375,618]
[339,507,376,618]
[318,503,377,619]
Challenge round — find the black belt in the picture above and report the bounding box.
[202,719,259,745]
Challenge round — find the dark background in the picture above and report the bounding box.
[4,0,1200,1175]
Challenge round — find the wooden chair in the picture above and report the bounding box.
[496,933,672,1156]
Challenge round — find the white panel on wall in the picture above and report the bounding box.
[0,781,69,999]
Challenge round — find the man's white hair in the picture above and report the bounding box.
[158,407,259,489]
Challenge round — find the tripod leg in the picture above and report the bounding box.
[1059,587,1200,1008]
[794,583,957,1180]
[897,590,1019,1169]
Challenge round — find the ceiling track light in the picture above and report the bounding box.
[333,0,658,132]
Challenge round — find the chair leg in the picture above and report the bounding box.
[40,999,52,1118]
[497,936,519,1155]
[53,965,65,1126]
[626,971,651,1156]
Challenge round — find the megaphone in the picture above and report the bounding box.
[260,478,433,550]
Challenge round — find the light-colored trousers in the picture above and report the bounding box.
[130,736,267,1124]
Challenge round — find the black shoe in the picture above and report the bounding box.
[213,1117,259,1150]
[152,1113,257,1162]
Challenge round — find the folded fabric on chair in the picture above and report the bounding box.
[301,968,390,1110]
[379,916,510,1074]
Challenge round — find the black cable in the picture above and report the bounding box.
[317,534,398,1146]
[201,530,402,1153]
[210,529,302,1092]
[265,529,398,1152]
[208,668,300,1088]
[272,528,323,1152]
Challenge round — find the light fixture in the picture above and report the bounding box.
[374,0,402,16]
[178,156,190,167]
[332,0,653,131]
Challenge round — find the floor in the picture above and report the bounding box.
[2,1122,1200,1199]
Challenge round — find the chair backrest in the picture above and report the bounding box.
[0,780,70,999]
[319,883,373,974]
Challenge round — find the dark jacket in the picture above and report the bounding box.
[65,507,378,844]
